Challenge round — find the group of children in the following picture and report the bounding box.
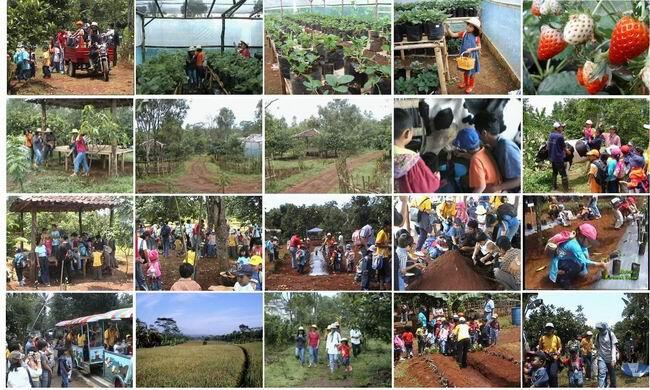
[548,196,643,231]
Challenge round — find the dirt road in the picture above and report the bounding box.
[284,151,384,193]
[10,63,134,95]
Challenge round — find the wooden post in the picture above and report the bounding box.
[434,46,448,94]
[20,212,25,250]
[30,211,37,282]
[109,207,115,227]
[40,102,47,131]
[78,210,83,234]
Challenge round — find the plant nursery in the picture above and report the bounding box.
[264,0,391,94]
[135,0,263,94]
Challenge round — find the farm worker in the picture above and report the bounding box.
[359,223,375,247]
[104,324,119,351]
[538,322,562,387]
[436,197,456,231]
[238,41,251,58]
[488,314,500,345]
[547,122,569,191]
[326,324,341,373]
[564,345,586,387]
[586,150,604,193]
[606,146,622,193]
[71,20,86,47]
[249,255,263,291]
[583,119,595,141]
[295,327,306,366]
[23,129,34,162]
[289,233,302,269]
[374,220,391,291]
[338,338,352,372]
[393,108,441,193]
[71,132,89,177]
[483,294,495,321]
[547,223,607,288]
[233,264,255,292]
[453,127,503,193]
[445,17,481,93]
[349,327,362,358]
[595,322,618,388]
[453,317,471,368]
[194,45,206,83]
[307,325,320,367]
[185,46,197,88]
[475,111,522,192]
[580,331,595,380]
[170,263,201,291]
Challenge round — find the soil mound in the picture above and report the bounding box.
[407,250,493,290]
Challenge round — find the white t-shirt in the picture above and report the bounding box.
[326,332,341,354]
[350,329,362,345]
[233,282,255,292]
[7,366,33,388]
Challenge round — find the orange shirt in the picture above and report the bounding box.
[588,163,601,193]
[25,133,33,147]
[469,148,503,190]
[195,52,205,68]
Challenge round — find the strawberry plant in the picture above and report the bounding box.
[524,0,649,95]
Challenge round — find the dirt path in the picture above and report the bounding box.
[446,46,519,94]
[264,41,283,95]
[237,345,251,387]
[10,62,134,95]
[265,251,361,291]
[283,151,384,193]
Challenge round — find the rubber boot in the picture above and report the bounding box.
[552,175,558,190]
[465,75,475,93]
[458,73,468,89]
[562,177,569,192]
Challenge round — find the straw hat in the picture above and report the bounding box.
[467,17,481,29]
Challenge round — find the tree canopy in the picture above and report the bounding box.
[264,292,392,348]
[265,196,391,241]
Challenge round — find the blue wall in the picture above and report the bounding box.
[480,0,521,79]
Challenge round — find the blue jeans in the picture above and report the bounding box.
[485,311,493,322]
[289,247,297,268]
[61,373,70,387]
[40,371,50,387]
[597,357,616,388]
[398,274,406,291]
[207,244,216,257]
[35,149,44,165]
[569,369,584,387]
[163,238,171,257]
[416,212,431,251]
[150,277,161,291]
[187,69,198,86]
[328,353,338,372]
[489,328,499,345]
[39,256,50,284]
[296,346,305,365]
[309,346,319,365]
[74,152,89,174]
[439,339,446,354]
[135,262,148,290]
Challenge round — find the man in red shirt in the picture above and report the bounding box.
[289,234,302,269]
[401,327,414,358]
[307,324,320,367]
[192,219,204,252]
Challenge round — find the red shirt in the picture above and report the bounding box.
[338,343,351,358]
[290,235,302,248]
[239,48,251,58]
[75,137,88,153]
[402,331,414,344]
[307,331,320,348]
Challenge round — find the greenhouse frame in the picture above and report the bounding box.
[135,0,263,64]
[265,0,391,17]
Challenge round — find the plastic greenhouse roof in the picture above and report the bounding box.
[136,0,261,18]
[266,0,389,7]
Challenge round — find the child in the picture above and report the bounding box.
[416,326,426,356]
[344,244,356,273]
[565,346,585,387]
[402,326,415,358]
[35,240,50,286]
[237,247,250,267]
[228,229,238,259]
[249,255,263,291]
[394,108,441,193]
[360,246,373,291]
[606,147,621,193]
[174,236,185,257]
[446,17,482,93]
[438,322,449,355]
[92,245,103,281]
[146,249,162,290]
[206,230,217,257]
[169,263,201,291]
[489,314,500,345]
[331,247,342,273]
[41,46,52,78]
[453,128,502,193]
[393,334,405,363]
[233,264,255,292]
[58,349,71,387]
[52,44,61,73]
[472,231,498,266]
[338,338,352,372]
[529,351,549,387]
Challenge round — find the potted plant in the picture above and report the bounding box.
[422,9,447,40]
[447,37,461,55]
[343,37,369,85]
[403,10,424,42]
[323,74,354,94]
[363,63,392,94]
[395,12,409,42]
[288,50,319,94]
[318,34,344,73]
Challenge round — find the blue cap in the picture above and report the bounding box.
[237,264,254,276]
[453,128,480,150]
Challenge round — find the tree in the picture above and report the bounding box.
[214,107,236,138]
[136,99,189,144]
[614,294,649,363]
[181,0,208,17]
[6,136,31,192]
[154,317,184,345]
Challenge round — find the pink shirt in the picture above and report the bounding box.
[307,331,320,348]
[76,137,88,153]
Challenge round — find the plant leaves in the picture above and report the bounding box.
[537,71,586,95]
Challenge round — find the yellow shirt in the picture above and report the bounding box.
[77,334,86,346]
[412,196,432,212]
[580,338,593,355]
[92,252,102,267]
[104,328,118,347]
[452,323,470,341]
[42,51,51,67]
[539,334,562,353]
[186,251,196,266]
[227,235,236,246]
[436,201,456,220]
[588,163,602,193]
[375,229,390,257]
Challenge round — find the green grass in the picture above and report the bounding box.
[8,167,133,193]
[557,369,649,388]
[264,339,392,388]
[266,158,335,193]
[204,159,261,184]
[524,161,590,193]
[346,160,391,194]
[137,341,262,388]
[136,159,187,187]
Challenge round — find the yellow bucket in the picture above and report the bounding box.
[456,54,475,71]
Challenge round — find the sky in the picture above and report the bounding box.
[266,97,391,123]
[525,97,566,117]
[182,97,260,127]
[263,194,356,211]
[528,292,629,327]
[136,293,262,336]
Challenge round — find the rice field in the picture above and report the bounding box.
[136,341,263,387]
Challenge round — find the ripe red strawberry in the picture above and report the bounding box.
[538,25,567,60]
[579,61,609,94]
[531,0,542,16]
[608,16,650,65]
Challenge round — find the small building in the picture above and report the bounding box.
[243,134,263,158]
[292,129,321,156]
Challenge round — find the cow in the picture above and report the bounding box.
[535,139,589,170]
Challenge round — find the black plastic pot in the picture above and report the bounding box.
[369,36,383,52]
[310,64,323,81]
[290,73,309,94]
[394,23,405,42]
[425,22,445,40]
[374,78,391,95]
[405,24,423,42]
[278,55,291,79]
[327,49,345,70]
[348,83,362,95]
[368,30,380,39]
[322,62,334,75]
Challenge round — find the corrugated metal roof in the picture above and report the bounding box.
[9,196,123,213]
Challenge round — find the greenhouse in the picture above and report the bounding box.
[394,0,521,95]
[135,0,263,94]
[265,0,391,94]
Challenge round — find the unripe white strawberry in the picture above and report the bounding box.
[540,0,562,16]
[641,64,650,89]
[563,13,594,45]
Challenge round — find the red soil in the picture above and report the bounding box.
[524,213,624,289]
[407,250,495,291]
[137,252,232,291]
[264,252,363,291]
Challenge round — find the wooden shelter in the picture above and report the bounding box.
[292,129,321,156]
[8,196,123,282]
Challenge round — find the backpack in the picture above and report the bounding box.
[13,253,27,269]
[593,160,607,188]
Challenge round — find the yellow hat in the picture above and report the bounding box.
[249,255,263,266]
[586,149,600,158]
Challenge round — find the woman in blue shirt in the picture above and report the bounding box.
[549,224,606,288]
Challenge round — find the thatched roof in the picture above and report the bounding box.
[8,196,123,213]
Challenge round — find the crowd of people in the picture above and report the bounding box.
[543,196,643,231]
[135,219,263,291]
[184,41,251,89]
[11,21,118,81]
[23,127,92,177]
[395,196,521,290]
[268,221,392,291]
[6,324,132,388]
[524,322,634,388]
[293,322,363,374]
[546,120,648,193]
[394,108,521,193]
[395,296,502,369]
[11,224,118,288]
